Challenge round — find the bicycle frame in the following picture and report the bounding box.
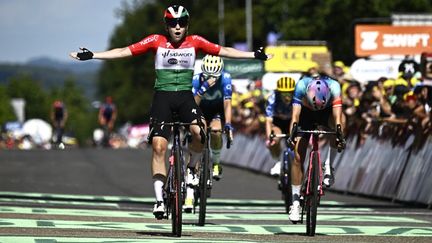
[195,127,229,226]
[148,119,205,237]
[296,127,336,236]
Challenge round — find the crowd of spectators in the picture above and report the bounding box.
[230,57,432,151]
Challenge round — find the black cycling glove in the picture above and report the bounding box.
[254,47,268,60]
[336,124,346,152]
[77,48,94,60]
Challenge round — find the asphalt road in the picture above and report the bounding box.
[0,148,431,242]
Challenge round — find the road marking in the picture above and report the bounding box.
[0,218,431,236]
[0,206,425,223]
[0,236,256,243]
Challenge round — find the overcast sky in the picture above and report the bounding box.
[0,0,126,63]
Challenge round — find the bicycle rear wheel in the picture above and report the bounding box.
[172,147,183,237]
[306,152,319,236]
[198,147,210,226]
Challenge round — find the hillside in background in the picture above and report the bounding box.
[0,57,101,99]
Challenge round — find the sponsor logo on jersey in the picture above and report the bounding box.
[139,35,158,46]
[161,50,193,58]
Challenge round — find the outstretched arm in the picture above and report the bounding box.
[218,46,272,60]
[70,47,132,61]
[218,47,255,59]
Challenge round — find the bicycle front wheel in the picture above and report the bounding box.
[281,150,293,213]
[306,152,320,236]
[198,147,210,226]
[172,147,183,237]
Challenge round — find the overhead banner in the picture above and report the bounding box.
[264,46,331,72]
[355,25,432,56]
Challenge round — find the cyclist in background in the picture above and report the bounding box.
[98,96,117,146]
[287,74,346,223]
[186,55,233,212]
[69,5,271,219]
[50,100,68,148]
[265,77,295,176]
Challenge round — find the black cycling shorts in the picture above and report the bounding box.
[273,117,291,134]
[200,102,225,124]
[150,91,203,140]
[298,106,332,138]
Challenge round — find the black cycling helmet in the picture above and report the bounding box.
[164,5,189,27]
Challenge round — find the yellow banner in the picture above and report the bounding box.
[264,46,330,72]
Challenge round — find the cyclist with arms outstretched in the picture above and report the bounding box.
[69,5,271,219]
[287,74,346,223]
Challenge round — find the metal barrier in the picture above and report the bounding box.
[221,132,432,207]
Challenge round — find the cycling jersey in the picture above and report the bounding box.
[128,34,221,91]
[265,91,293,120]
[191,71,232,105]
[192,71,232,122]
[100,103,116,121]
[53,105,66,121]
[293,75,342,111]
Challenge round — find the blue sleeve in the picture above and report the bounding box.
[293,77,308,105]
[221,72,232,100]
[328,78,341,99]
[192,73,201,96]
[265,91,276,117]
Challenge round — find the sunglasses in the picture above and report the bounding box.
[165,17,189,28]
[203,73,219,80]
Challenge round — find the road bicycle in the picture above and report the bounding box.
[148,118,205,237]
[288,123,340,236]
[194,127,232,226]
[269,131,295,214]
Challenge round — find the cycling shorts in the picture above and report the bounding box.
[273,117,291,134]
[200,102,225,124]
[298,106,332,138]
[150,91,203,140]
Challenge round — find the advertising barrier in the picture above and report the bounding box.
[221,133,432,207]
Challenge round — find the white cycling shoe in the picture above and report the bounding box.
[270,161,281,176]
[323,167,335,187]
[289,203,301,223]
[186,168,199,186]
[153,201,165,220]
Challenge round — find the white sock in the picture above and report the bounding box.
[186,186,194,200]
[324,147,337,174]
[188,150,201,168]
[212,148,221,165]
[153,180,164,202]
[292,184,301,203]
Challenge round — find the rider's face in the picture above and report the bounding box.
[280,91,293,103]
[166,18,188,43]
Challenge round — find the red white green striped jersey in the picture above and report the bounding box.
[128,34,221,91]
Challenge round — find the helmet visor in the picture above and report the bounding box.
[165,16,189,28]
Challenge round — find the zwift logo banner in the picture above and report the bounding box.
[355,25,432,56]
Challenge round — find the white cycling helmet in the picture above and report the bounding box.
[201,55,224,77]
